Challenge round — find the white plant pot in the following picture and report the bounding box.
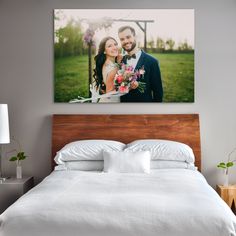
[16,165,22,179]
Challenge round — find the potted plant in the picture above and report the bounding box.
[217,147,236,186]
[8,137,27,179]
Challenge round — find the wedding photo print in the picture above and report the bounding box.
[54,9,194,103]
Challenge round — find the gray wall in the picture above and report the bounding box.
[0,0,236,187]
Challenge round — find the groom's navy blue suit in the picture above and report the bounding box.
[121,51,163,102]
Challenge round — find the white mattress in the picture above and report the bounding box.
[0,169,236,236]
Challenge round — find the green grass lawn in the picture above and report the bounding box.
[154,53,194,102]
[54,53,194,103]
[54,56,89,102]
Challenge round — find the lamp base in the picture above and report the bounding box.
[0,177,6,183]
[0,144,9,182]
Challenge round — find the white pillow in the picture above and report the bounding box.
[125,139,195,164]
[55,160,196,171]
[150,160,196,170]
[54,140,126,164]
[55,161,104,171]
[103,151,151,173]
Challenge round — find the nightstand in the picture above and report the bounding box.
[216,185,236,212]
[0,176,34,214]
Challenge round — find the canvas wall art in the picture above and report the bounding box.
[54,9,194,103]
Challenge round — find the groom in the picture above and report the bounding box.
[118,26,163,102]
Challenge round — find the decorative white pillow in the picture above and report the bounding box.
[54,140,126,164]
[103,151,151,173]
[125,139,195,164]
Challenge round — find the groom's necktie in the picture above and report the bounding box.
[125,54,136,60]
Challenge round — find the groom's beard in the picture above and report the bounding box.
[122,40,136,53]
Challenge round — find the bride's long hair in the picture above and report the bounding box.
[93,36,118,94]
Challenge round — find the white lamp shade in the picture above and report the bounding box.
[0,104,10,144]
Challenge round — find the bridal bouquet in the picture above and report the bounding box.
[114,64,146,94]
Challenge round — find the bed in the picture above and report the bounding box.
[0,114,236,236]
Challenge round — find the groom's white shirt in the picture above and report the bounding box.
[126,50,142,70]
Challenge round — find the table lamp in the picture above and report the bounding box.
[0,104,10,181]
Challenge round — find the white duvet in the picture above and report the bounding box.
[0,169,236,236]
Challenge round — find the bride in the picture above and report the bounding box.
[93,37,122,103]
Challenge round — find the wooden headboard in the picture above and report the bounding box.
[52,114,201,171]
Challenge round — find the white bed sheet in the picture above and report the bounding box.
[0,169,236,236]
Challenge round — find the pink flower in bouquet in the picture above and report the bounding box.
[114,63,146,94]
[119,86,129,94]
[116,75,123,84]
[126,65,134,72]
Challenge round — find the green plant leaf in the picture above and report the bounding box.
[17,152,27,160]
[17,152,24,158]
[8,139,27,163]
[9,156,17,162]
[217,162,226,168]
[227,162,234,168]
[19,155,26,160]
[219,162,226,166]
[217,166,226,169]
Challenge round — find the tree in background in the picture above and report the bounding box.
[54,19,84,58]
[165,38,175,52]
[155,37,193,53]
[147,37,155,53]
[156,37,166,53]
[178,40,193,52]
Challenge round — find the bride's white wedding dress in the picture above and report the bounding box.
[99,63,120,103]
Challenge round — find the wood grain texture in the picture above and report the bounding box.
[52,114,201,171]
[216,185,236,209]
